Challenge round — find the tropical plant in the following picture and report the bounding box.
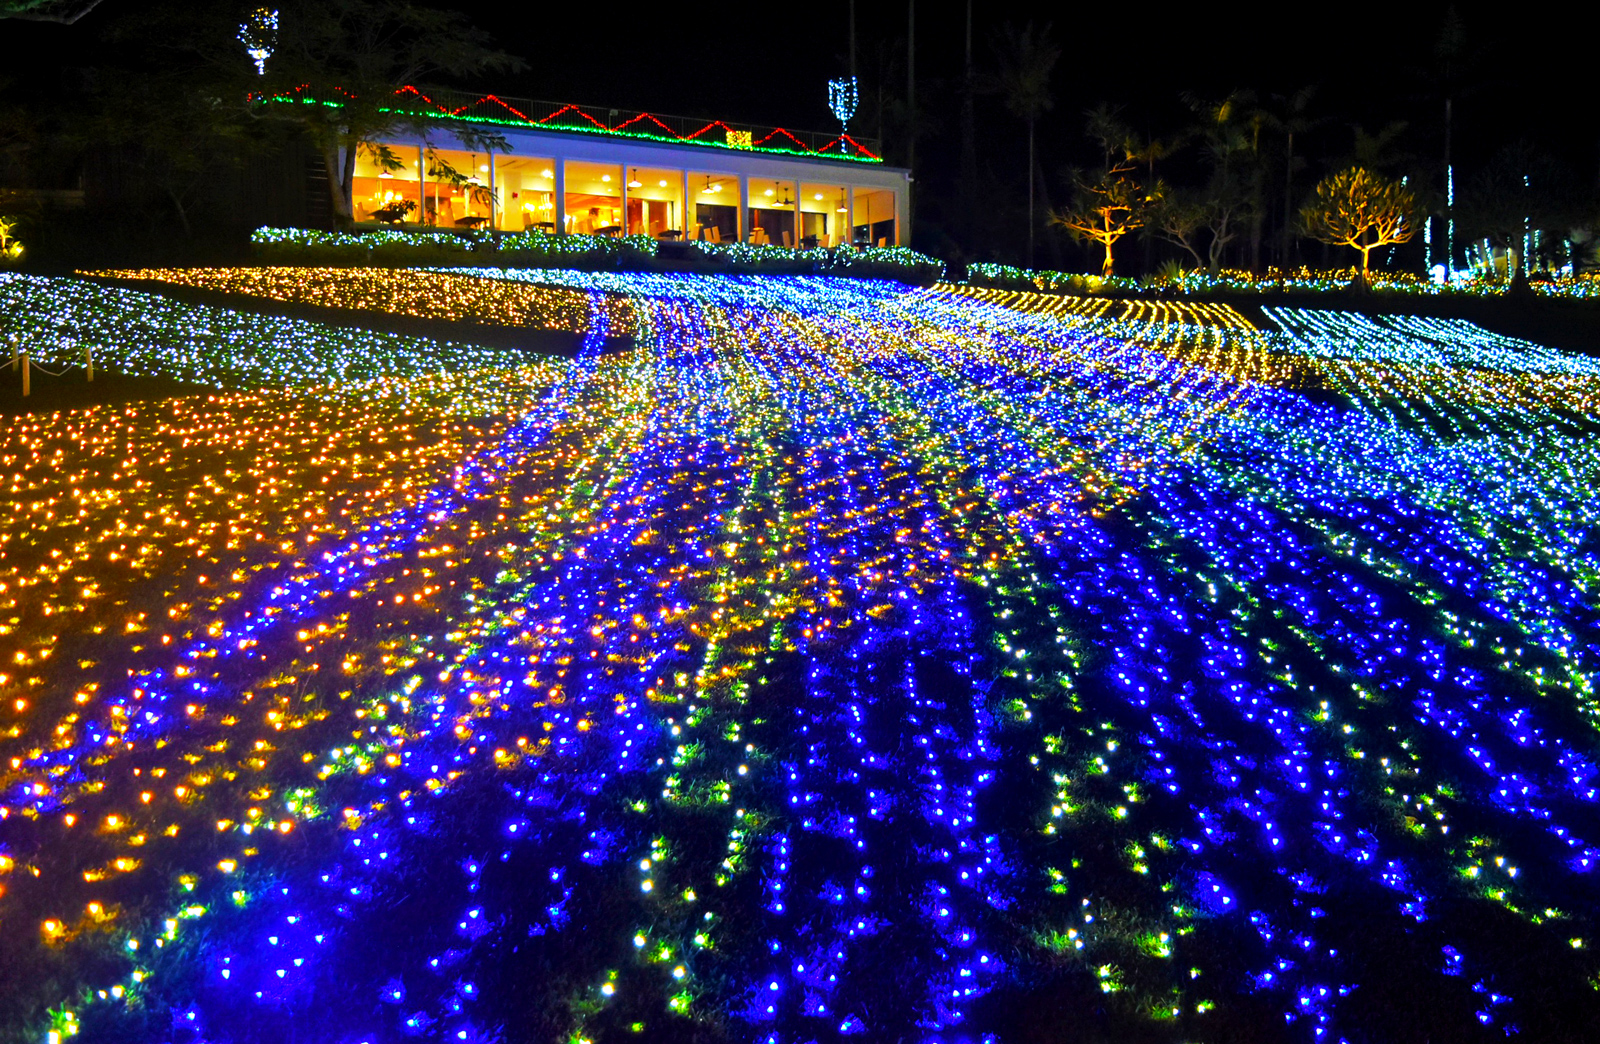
[1182,90,1263,271]
[1265,86,1320,268]
[989,21,1058,266]
[1146,186,1207,270]
[0,215,23,262]
[1300,166,1418,280]
[1459,142,1580,285]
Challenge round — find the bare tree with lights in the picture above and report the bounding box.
[1300,166,1418,283]
[1054,164,1156,277]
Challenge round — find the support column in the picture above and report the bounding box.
[681,170,691,237]
[620,167,629,238]
[737,173,750,243]
[418,142,428,225]
[846,185,856,247]
[554,160,567,235]
[793,183,802,250]
[487,149,497,231]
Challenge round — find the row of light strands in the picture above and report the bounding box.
[0,268,1597,1042]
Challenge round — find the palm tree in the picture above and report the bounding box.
[1182,90,1256,270]
[990,22,1059,267]
[1266,86,1320,270]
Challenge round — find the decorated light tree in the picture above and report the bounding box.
[1300,166,1418,283]
[828,76,858,151]
[239,7,278,77]
[1053,165,1157,277]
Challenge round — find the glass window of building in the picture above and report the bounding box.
[747,177,798,247]
[352,145,422,226]
[564,160,624,236]
[801,183,848,248]
[495,156,556,232]
[852,188,898,247]
[624,167,685,238]
[690,172,737,242]
[423,147,496,229]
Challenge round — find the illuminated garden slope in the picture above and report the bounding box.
[1,274,1597,1044]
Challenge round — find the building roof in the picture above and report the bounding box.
[266,85,884,167]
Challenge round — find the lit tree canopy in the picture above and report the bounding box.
[1053,166,1157,277]
[1300,166,1418,279]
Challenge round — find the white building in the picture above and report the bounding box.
[348,87,910,249]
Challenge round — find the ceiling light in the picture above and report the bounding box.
[541,168,553,178]
[658,180,668,188]
[601,174,612,182]
[764,188,775,197]
[814,193,823,200]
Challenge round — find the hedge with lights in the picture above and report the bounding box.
[967,260,1600,301]
[251,227,944,283]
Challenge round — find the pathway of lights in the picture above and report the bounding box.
[1,273,1597,1044]
[85,268,625,334]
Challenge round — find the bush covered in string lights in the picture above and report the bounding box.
[965,262,1142,295]
[252,226,944,283]
[968,260,1600,301]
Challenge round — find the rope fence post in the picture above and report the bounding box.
[21,347,29,398]
[85,343,93,383]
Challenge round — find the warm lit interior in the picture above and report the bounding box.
[623,167,685,237]
[746,177,797,247]
[802,182,848,247]
[351,146,422,225]
[852,188,897,247]
[563,159,623,235]
[351,141,896,246]
[495,155,556,232]
[690,172,737,242]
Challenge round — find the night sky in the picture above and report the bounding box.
[6,1,1594,262]
[7,1,1593,175]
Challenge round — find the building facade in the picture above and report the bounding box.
[344,89,910,249]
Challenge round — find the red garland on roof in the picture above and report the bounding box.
[258,84,882,162]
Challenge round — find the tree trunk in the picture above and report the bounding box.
[1027,118,1035,268]
[1443,96,1453,284]
[166,187,193,238]
[342,140,358,223]
[959,0,976,256]
[1036,158,1063,269]
[1282,131,1295,269]
[322,141,354,228]
[1250,211,1262,272]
